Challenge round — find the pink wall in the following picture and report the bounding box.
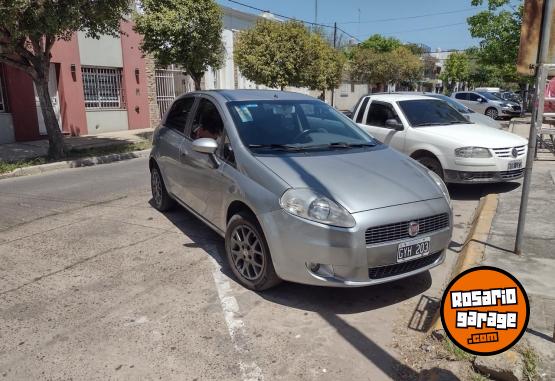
[3,65,40,142]
[51,36,88,136]
[120,20,151,130]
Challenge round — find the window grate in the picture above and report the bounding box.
[81,67,125,109]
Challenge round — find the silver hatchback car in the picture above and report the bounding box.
[149,90,452,290]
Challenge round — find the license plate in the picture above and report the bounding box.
[397,237,431,262]
[508,160,522,170]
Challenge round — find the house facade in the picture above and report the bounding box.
[0,5,277,144]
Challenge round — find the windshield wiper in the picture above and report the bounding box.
[301,142,376,150]
[412,122,446,127]
[248,144,303,151]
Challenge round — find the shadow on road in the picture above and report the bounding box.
[448,181,520,201]
[156,200,464,380]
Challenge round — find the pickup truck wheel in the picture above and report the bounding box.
[151,165,175,212]
[485,107,499,120]
[417,156,444,180]
[226,212,281,291]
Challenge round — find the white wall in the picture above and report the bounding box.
[85,110,128,134]
[78,32,123,67]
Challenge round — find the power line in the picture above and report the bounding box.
[380,22,468,36]
[328,7,480,25]
[225,0,362,42]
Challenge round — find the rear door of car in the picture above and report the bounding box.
[157,96,196,197]
[468,92,488,114]
[361,100,406,152]
[454,92,472,109]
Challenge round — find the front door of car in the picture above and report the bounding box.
[363,101,406,152]
[177,97,226,218]
[157,96,196,197]
[468,92,488,113]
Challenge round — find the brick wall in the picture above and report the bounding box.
[144,54,160,128]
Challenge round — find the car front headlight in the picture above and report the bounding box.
[454,147,492,158]
[428,170,451,205]
[279,188,356,228]
[501,103,511,108]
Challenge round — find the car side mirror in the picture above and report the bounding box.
[192,138,218,154]
[385,119,403,131]
[342,110,354,119]
[479,98,486,103]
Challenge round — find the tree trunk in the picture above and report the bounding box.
[189,72,202,91]
[35,68,66,159]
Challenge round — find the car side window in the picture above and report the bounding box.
[366,102,401,127]
[190,98,224,143]
[217,130,236,166]
[468,93,481,102]
[454,93,467,100]
[165,97,195,133]
[356,97,370,123]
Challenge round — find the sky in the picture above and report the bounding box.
[217,0,495,51]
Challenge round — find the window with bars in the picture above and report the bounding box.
[0,69,6,112]
[81,67,125,109]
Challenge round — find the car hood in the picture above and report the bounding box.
[467,113,502,129]
[419,123,527,148]
[255,146,443,213]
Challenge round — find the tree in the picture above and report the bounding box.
[359,34,401,53]
[439,52,470,92]
[0,0,131,159]
[134,0,224,91]
[234,20,311,90]
[466,0,528,86]
[303,33,345,95]
[350,45,422,90]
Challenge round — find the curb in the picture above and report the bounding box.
[0,149,150,180]
[428,192,500,335]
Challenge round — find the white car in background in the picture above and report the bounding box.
[351,94,528,183]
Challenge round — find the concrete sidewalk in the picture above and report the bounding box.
[482,162,555,378]
[0,128,154,163]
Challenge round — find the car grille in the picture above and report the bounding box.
[491,145,526,158]
[512,105,521,111]
[368,251,443,279]
[365,214,450,245]
[500,169,525,179]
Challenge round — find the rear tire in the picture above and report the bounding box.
[485,107,499,120]
[416,156,444,180]
[150,165,175,212]
[225,212,281,291]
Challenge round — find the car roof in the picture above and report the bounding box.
[362,93,437,102]
[190,89,317,102]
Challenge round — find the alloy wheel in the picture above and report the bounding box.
[151,169,163,207]
[229,224,265,281]
[486,108,498,120]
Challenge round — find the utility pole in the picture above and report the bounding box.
[331,22,337,108]
[515,0,554,254]
[314,0,318,25]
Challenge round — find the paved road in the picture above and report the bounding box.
[0,158,481,380]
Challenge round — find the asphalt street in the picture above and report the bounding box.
[0,158,483,380]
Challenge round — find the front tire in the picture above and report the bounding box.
[151,165,175,212]
[417,156,444,180]
[485,107,499,120]
[225,212,281,291]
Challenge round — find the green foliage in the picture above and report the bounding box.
[359,34,402,53]
[234,20,343,91]
[350,44,422,87]
[440,52,471,87]
[441,338,475,362]
[467,0,529,86]
[134,0,224,90]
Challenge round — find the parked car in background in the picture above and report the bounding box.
[150,90,452,290]
[452,91,521,120]
[405,92,502,129]
[352,94,528,183]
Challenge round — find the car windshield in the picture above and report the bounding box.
[477,91,503,101]
[227,100,376,152]
[427,94,472,114]
[398,99,469,127]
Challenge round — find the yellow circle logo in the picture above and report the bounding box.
[440,266,529,355]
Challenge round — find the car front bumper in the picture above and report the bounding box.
[258,198,452,287]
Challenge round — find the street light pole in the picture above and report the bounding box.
[331,22,337,108]
[515,0,554,254]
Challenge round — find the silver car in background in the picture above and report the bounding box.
[452,91,521,119]
[149,90,452,290]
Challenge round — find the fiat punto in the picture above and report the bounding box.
[149,90,452,290]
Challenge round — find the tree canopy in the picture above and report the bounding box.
[359,34,402,53]
[440,52,471,91]
[0,0,131,158]
[134,0,224,90]
[234,20,344,91]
